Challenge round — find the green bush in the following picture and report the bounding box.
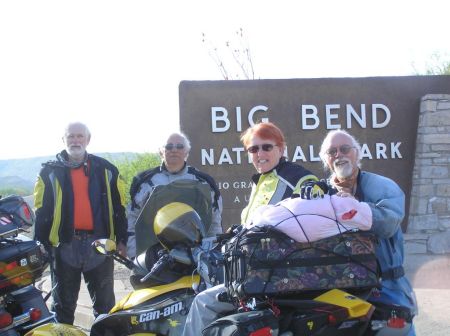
[112,153,161,205]
[0,187,30,197]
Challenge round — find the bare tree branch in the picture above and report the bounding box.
[202,29,256,80]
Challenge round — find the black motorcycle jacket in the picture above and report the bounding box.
[34,150,127,248]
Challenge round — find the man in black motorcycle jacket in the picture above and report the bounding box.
[34,122,127,325]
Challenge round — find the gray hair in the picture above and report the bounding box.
[319,129,362,170]
[163,132,191,152]
[64,121,91,138]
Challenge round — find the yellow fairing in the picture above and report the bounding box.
[110,275,200,313]
[314,289,373,318]
[24,323,87,335]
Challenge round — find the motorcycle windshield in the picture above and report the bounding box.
[135,180,212,256]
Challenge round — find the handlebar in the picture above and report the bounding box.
[215,231,235,244]
[110,252,136,270]
[140,252,174,283]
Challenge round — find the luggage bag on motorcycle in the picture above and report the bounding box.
[202,309,279,336]
[0,239,48,295]
[224,226,380,300]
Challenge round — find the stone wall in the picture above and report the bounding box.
[405,94,450,255]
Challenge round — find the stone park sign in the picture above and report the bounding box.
[179,76,450,228]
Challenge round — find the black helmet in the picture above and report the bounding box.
[154,202,203,250]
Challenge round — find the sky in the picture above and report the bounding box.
[0,0,448,160]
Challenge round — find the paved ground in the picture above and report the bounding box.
[404,255,450,335]
[37,254,450,334]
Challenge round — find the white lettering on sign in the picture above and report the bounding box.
[376,143,388,159]
[232,147,245,164]
[347,104,366,128]
[211,106,268,133]
[372,104,391,128]
[300,103,391,129]
[211,107,229,132]
[202,148,246,165]
[200,142,402,166]
[291,146,306,162]
[326,104,340,129]
[233,195,250,203]
[201,148,214,165]
[391,142,402,158]
[248,105,269,125]
[301,105,319,130]
[217,181,252,190]
[361,144,373,159]
[218,148,233,164]
[211,103,391,131]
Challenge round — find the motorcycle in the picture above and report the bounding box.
[0,195,55,335]
[203,226,413,336]
[27,180,224,336]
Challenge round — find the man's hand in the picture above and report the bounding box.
[117,241,127,258]
[300,180,329,200]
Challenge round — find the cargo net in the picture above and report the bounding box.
[224,209,380,300]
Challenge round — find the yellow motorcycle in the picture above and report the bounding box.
[27,181,224,336]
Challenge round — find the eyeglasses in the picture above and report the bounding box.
[164,143,185,151]
[325,144,355,157]
[247,144,276,154]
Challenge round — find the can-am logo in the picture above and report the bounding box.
[133,301,184,323]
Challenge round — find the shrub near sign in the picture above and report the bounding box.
[179,76,450,228]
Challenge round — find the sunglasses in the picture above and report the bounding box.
[325,144,355,157]
[164,143,185,151]
[247,143,276,154]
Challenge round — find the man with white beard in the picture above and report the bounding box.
[302,129,418,335]
[34,122,127,324]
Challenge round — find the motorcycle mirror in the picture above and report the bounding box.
[92,239,117,255]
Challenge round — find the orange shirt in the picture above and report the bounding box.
[71,166,94,231]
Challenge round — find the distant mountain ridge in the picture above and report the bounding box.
[0,152,138,188]
[0,175,35,191]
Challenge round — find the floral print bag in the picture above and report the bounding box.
[224,226,380,300]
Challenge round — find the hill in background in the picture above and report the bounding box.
[0,152,138,195]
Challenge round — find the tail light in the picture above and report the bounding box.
[249,327,274,336]
[0,260,19,274]
[327,313,338,325]
[29,308,42,321]
[0,311,13,329]
[0,259,34,290]
[21,202,32,222]
[387,316,406,328]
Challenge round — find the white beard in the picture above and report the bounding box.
[334,159,354,179]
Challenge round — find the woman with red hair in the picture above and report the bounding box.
[240,121,319,224]
[182,122,322,336]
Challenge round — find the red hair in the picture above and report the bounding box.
[240,122,286,149]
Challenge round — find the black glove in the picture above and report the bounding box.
[300,180,329,200]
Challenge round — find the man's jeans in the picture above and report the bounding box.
[50,233,115,324]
